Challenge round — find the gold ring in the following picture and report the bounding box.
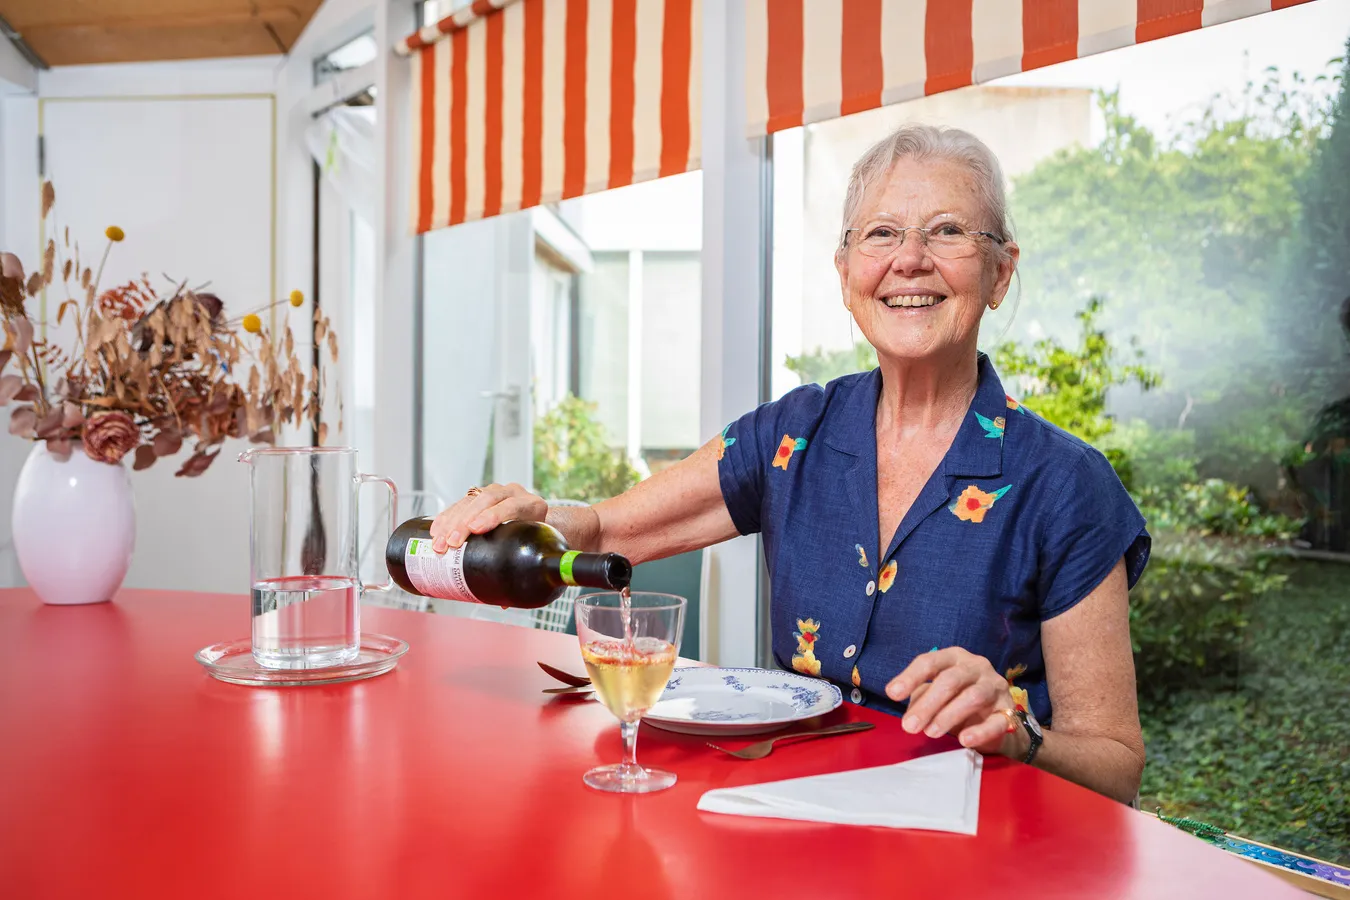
[466,486,482,498]
[996,708,1018,734]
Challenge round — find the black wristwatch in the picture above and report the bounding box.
[1016,709,1043,764]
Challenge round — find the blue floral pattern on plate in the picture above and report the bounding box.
[644,666,844,736]
[691,710,760,722]
[767,682,822,711]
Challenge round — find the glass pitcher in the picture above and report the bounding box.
[238,447,397,670]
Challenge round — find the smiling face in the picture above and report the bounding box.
[835,157,1018,365]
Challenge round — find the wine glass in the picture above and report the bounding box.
[574,591,686,793]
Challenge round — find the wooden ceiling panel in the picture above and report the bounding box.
[0,0,324,66]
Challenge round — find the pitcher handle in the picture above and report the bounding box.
[358,473,399,594]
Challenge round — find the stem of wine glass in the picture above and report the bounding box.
[620,719,641,774]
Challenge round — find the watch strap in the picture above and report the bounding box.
[1017,710,1043,765]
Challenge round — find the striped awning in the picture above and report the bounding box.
[746,0,1314,137]
[398,0,701,234]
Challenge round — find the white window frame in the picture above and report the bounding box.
[699,0,772,667]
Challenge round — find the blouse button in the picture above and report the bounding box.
[843,644,856,659]
[850,688,863,704]
[865,581,876,596]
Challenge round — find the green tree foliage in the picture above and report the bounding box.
[1280,43,1350,401]
[1008,79,1330,494]
[994,297,1160,473]
[782,342,877,387]
[533,394,641,504]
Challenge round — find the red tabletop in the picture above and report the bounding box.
[0,589,1303,900]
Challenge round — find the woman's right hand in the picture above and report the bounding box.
[429,483,549,554]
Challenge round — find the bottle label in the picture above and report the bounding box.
[559,550,580,587]
[404,538,480,603]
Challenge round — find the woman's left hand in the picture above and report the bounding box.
[884,647,1021,756]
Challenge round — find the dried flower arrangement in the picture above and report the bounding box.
[0,181,341,476]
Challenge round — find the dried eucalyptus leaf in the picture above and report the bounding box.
[14,384,39,403]
[175,448,219,478]
[153,430,183,457]
[1,253,23,281]
[0,374,22,405]
[11,318,32,355]
[46,437,72,461]
[35,408,63,439]
[133,445,157,471]
[0,276,24,314]
[9,406,36,436]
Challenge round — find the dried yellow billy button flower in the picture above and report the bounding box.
[105,226,125,242]
[289,290,304,307]
[242,313,262,334]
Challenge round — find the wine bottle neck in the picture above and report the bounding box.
[554,551,632,590]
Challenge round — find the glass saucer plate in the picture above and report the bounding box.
[195,634,408,687]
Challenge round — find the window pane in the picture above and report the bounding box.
[314,32,377,83]
[415,177,703,649]
[578,252,631,446]
[641,251,702,470]
[772,1,1350,866]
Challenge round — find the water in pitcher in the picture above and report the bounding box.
[250,575,360,669]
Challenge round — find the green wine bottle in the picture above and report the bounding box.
[385,518,632,609]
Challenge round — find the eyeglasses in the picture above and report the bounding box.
[842,222,1004,260]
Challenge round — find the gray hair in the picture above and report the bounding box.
[838,124,1015,261]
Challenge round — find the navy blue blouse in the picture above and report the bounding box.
[716,354,1150,726]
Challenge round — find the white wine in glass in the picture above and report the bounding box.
[574,591,685,793]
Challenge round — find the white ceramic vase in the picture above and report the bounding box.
[12,442,136,605]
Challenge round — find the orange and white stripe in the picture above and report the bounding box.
[402,0,701,234]
[747,0,1315,137]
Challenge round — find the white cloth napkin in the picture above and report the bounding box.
[696,748,983,835]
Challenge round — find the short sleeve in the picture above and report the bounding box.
[716,403,775,536]
[715,384,823,536]
[1036,446,1151,620]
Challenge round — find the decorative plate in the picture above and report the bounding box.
[195,634,408,687]
[644,666,842,736]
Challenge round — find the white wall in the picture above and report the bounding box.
[0,32,37,95]
[0,88,38,584]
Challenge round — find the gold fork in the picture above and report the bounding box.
[706,721,875,760]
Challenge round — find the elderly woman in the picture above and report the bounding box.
[431,124,1149,803]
